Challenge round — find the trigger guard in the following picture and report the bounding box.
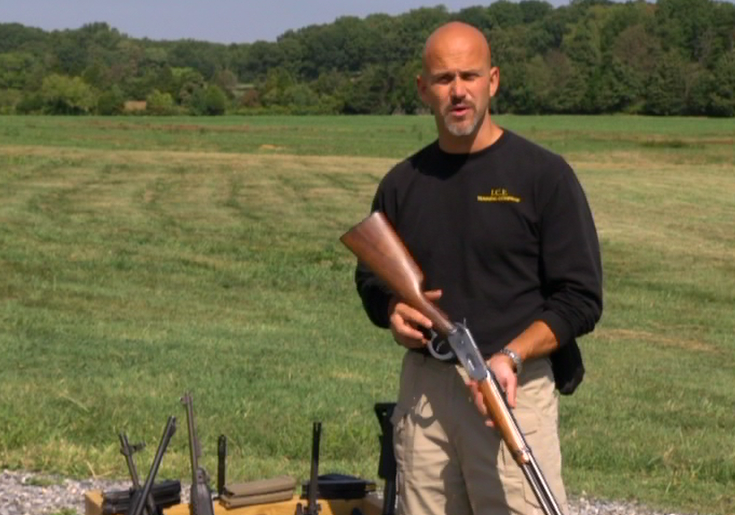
[427,331,455,361]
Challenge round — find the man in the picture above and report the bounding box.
[353,22,603,515]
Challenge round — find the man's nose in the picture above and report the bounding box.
[450,79,467,98]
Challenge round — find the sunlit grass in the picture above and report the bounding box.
[0,115,733,515]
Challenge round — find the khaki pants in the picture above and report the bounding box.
[391,351,568,515]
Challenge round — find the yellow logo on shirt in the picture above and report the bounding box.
[477,188,521,203]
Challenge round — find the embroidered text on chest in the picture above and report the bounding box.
[477,188,522,203]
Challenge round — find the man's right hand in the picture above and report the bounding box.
[388,290,443,349]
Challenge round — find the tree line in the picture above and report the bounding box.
[1,0,734,117]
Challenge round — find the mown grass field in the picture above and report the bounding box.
[0,114,733,515]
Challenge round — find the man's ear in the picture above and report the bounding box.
[489,66,500,99]
[417,74,429,105]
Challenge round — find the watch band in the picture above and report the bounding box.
[499,348,523,375]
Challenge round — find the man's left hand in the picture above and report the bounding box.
[468,353,518,427]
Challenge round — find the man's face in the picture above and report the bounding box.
[418,36,498,138]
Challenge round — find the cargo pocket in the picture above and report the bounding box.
[497,404,544,514]
[518,404,566,514]
[391,352,420,477]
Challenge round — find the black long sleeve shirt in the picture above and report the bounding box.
[355,130,603,357]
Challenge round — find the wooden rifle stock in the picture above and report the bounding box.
[339,211,453,336]
[340,211,564,515]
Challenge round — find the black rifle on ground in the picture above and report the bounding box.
[340,211,564,515]
[127,416,177,515]
[217,434,227,498]
[119,432,158,515]
[181,392,216,515]
[374,403,397,515]
[296,422,321,515]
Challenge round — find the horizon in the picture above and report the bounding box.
[3,0,590,45]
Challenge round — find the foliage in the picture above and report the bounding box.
[0,88,22,114]
[189,84,228,115]
[40,74,98,115]
[145,89,177,115]
[96,85,125,115]
[1,0,734,116]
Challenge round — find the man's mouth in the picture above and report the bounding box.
[448,105,472,117]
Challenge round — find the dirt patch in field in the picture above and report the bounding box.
[526,129,735,147]
[0,145,395,174]
[593,328,720,353]
[87,119,253,133]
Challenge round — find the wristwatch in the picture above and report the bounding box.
[499,348,523,375]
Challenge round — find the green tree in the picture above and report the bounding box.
[655,0,717,62]
[0,23,47,53]
[189,84,228,115]
[595,56,641,113]
[0,52,36,89]
[15,92,44,114]
[644,51,688,115]
[282,84,320,111]
[146,89,176,115]
[343,64,397,114]
[0,88,22,114]
[488,0,525,28]
[96,85,125,115]
[454,6,496,31]
[520,1,554,24]
[708,50,735,117]
[171,67,205,105]
[259,67,295,106]
[392,60,423,114]
[40,74,97,114]
[212,69,238,98]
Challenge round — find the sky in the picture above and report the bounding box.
[1,0,574,45]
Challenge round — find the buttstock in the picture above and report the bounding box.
[340,212,453,335]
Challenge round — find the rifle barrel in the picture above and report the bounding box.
[129,416,177,515]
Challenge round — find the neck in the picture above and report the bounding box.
[436,116,503,154]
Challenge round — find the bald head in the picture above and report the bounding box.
[416,21,500,152]
[422,22,491,76]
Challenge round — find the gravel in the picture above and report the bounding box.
[0,468,695,515]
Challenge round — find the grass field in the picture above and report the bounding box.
[0,114,733,515]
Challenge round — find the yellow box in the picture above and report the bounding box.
[84,490,384,515]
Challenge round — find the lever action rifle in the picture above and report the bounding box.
[340,211,564,515]
[181,392,215,515]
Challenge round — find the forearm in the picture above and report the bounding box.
[504,320,559,362]
[356,269,393,328]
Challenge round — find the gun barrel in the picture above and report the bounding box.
[307,422,321,514]
[181,392,215,515]
[119,433,141,487]
[129,416,177,515]
[217,435,227,497]
[181,392,201,482]
[522,460,565,515]
[119,432,158,515]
